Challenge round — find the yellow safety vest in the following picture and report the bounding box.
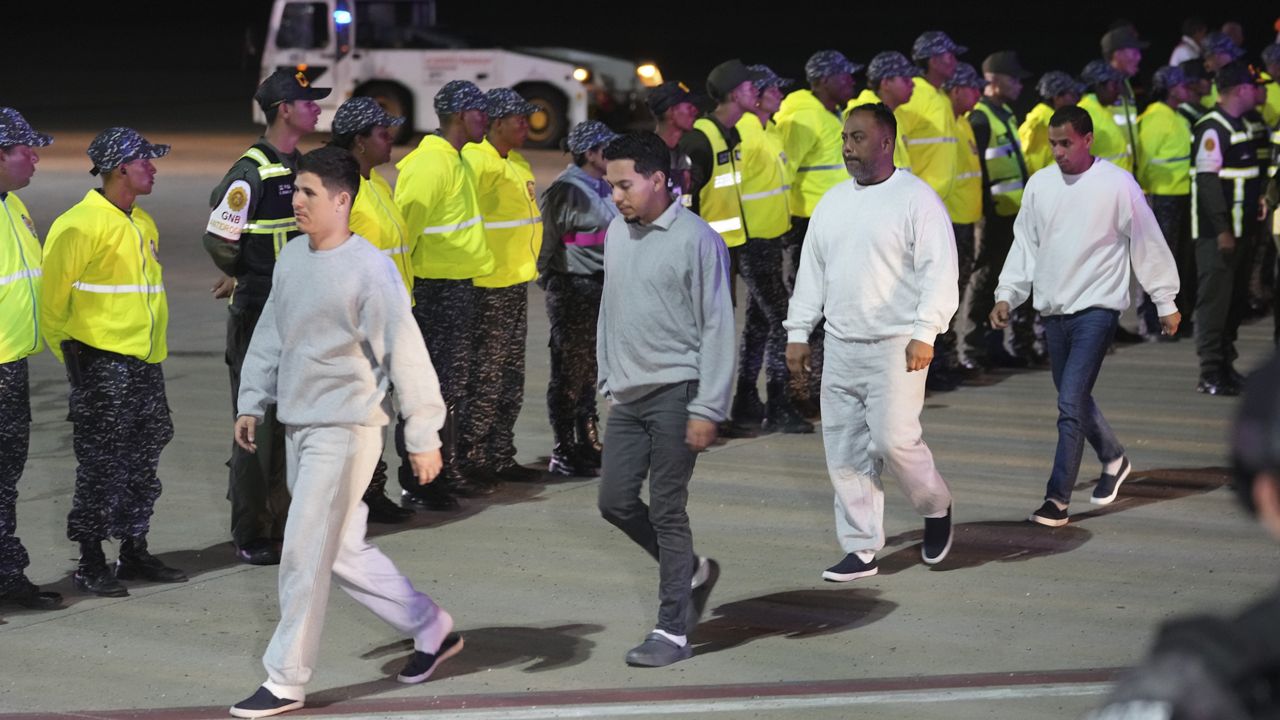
[1265,82,1280,129]
[776,89,847,217]
[971,100,1028,216]
[0,192,43,363]
[945,115,983,224]
[349,168,415,298]
[42,190,167,364]
[1079,94,1133,172]
[734,114,791,240]
[847,89,913,172]
[690,118,746,247]
[1136,101,1192,196]
[1019,102,1056,177]
[463,139,543,288]
[394,134,495,280]
[1110,80,1140,167]
[898,77,959,202]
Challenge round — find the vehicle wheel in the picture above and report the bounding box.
[517,84,568,150]
[358,82,415,145]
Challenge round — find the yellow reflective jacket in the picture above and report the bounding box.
[394,134,495,280]
[464,138,543,288]
[847,89,913,171]
[1265,82,1280,129]
[898,77,959,202]
[1020,102,1056,176]
[41,190,167,364]
[350,168,414,298]
[946,114,983,224]
[0,192,43,363]
[1137,101,1192,196]
[776,89,847,217]
[1080,94,1133,172]
[735,114,792,240]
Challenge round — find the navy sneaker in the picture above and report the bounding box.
[397,632,464,684]
[1091,457,1132,505]
[921,506,953,565]
[625,632,693,667]
[229,686,303,718]
[1029,500,1069,527]
[821,553,878,582]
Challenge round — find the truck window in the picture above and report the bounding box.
[277,2,330,49]
[355,0,458,49]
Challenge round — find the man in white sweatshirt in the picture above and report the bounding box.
[229,148,459,719]
[785,103,958,583]
[991,106,1180,528]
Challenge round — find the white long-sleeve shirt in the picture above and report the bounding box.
[783,169,958,346]
[995,158,1179,318]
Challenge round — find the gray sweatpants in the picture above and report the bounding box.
[262,424,445,701]
[821,336,952,560]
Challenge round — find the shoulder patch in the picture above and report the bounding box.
[207,179,253,241]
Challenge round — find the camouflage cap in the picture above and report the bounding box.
[87,127,169,176]
[867,51,922,85]
[1202,31,1245,61]
[0,108,52,148]
[1037,71,1086,99]
[646,81,699,116]
[911,31,968,62]
[332,96,405,137]
[1080,59,1127,86]
[804,50,863,82]
[566,120,619,154]
[942,62,986,90]
[253,69,331,111]
[434,80,488,115]
[1262,43,1280,67]
[1151,65,1190,93]
[485,88,540,118]
[747,64,794,91]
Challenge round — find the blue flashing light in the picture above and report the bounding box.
[333,9,353,24]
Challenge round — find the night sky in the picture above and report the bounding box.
[3,1,1276,130]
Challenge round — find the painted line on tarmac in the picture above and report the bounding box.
[2,668,1124,719]
[332,683,1112,719]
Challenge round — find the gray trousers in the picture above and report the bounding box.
[262,424,444,701]
[597,381,699,636]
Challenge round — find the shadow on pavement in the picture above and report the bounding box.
[692,588,896,656]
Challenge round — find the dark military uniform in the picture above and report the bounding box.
[205,140,300,550]
[0,359,32,586]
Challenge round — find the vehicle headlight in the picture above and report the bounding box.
[636,63,663,87]
[573,67,591,83]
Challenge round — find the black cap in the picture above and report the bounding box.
[254,69,331,111]
[1215,61,1266,91]
[646,81,698,116]
[982,51,1031,79]
[1100,26,1149,57]
[706,59,765,100]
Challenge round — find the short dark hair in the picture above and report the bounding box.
[1182,16,1207,37]
[328,126,374,151]
[602,132,670,181]
[1049,105,1093,136]
[848,102,898,140]
[297,146,360,200]
[264,104,281,126]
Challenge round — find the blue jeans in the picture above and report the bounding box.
[1043,309,1125,505]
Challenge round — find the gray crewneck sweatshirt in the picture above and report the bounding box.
[238,233,446,453]
[596,200,734,422]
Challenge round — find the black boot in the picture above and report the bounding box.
[761,383,815,434]
[365,458,414,523]
[725,389,766,437]
[0,577,62,610]
[74,541,129,597]
[400,461,461,511]
[575,414,603,470]
[549,422,597,477]
[116,536,188,583]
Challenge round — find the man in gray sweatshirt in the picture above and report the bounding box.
[229,148,459,719]
[596,132,735,668]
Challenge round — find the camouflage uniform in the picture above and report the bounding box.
[64,346,173,543]
[544,273,602,439]
[0,359,31,586]
[783,218,824,402]
[459,285,527,471]
[736,236,791,394]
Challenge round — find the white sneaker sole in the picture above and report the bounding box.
[1090,463,1132,505]
[922,533,953,565]
[822,566,879,582]
[229,699,304,719]
[397,634,464,684]
[1028,512,1069,527]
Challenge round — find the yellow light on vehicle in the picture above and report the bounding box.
[573,67,591,83]
[636,63,663,87]
[296,63,309,72]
